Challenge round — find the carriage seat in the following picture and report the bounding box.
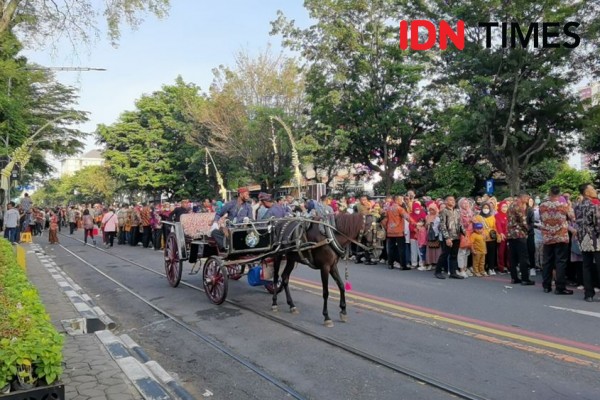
[180,212,217,239]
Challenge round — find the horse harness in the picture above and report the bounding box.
[267,216,376,267]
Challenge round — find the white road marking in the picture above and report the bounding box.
[549,306,600,319]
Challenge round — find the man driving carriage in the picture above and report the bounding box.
[210,187,254,250]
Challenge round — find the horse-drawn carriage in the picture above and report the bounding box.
[162,210,385,325]
[162,213,288,304]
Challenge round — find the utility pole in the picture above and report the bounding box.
[2,66,106,212]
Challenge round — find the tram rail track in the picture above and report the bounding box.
[56,233,490,400]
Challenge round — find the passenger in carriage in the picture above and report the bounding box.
[257,192,287,220]
[170,199,191,223]
[210,187,254,250]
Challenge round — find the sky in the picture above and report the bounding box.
[22,1,585,173]
[23,1,311,167]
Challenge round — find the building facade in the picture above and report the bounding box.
[60,149,104,176]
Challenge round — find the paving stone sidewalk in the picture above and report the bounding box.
[25,245,142,400]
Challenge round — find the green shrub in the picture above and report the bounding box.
[0,239,63,389]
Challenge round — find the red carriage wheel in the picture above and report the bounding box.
[203,256,228,305]
[164,232,183,287]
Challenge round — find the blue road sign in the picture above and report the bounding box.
[486,179,494,195]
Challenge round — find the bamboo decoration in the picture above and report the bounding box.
[205,147,228,200]
[270,118,279,175]
[1,114,73,210]
[205,150,209,176]
[270,116,302,195]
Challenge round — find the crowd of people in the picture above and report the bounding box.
[5,183,600,302]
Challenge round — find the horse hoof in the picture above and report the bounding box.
[324,320,334,328]
[340,313,348,323]
[290,307,300,315]
[272,306,279,313]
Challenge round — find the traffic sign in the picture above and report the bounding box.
[485,179,494,195]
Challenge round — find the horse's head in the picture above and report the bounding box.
[334,213,376,245]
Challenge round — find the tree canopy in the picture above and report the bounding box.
[187,48,306,191]
[32,165,116,206]
[97,77,216,200]
[411,0,600,195]
[272,0,432,195]
[0,0,170,48]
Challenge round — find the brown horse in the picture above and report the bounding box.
[271,213,374,327]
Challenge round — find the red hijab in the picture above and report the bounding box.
[495,201,509,234]
[411,202,426,222]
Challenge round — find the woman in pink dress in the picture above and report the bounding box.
[101,208,118,248]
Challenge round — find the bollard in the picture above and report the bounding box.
[15,244,26,271]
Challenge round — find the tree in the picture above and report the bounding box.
[33,165,117,205]
[98,77,214,200]
[272,0,431,195]
[67,166,117,204]
[521,158,562,192]
[580,103,600,183]
[417,0,600,195]
[0,0,170,48]
[539,164,594,195]
[187,48,306,190]
[31,178,66,206]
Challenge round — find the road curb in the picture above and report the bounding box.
[96,331,172,399]
[120,334,197,400]
[98,331,196,400]
[29,243,116,332]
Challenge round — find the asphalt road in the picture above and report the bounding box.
[41,233,600,400]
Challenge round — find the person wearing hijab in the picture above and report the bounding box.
[409,202,426,268]
[457,198,474,278]
[423,202,442,271]
[496,200,510,273]
[474,202,499,276]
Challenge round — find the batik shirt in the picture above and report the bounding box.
[439,207,463,240]
[140,208,151,226]
[574,198,600,252]
[539,200,574,244]
[507,202,528,239]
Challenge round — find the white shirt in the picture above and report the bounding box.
[4,208,20,228]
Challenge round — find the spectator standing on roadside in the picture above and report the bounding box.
[435,195,465,280]
[381,195,411,270]
[539,186,575,295]
[507,193,535,285]
[4,202,19,243]
[574,183,600,302]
